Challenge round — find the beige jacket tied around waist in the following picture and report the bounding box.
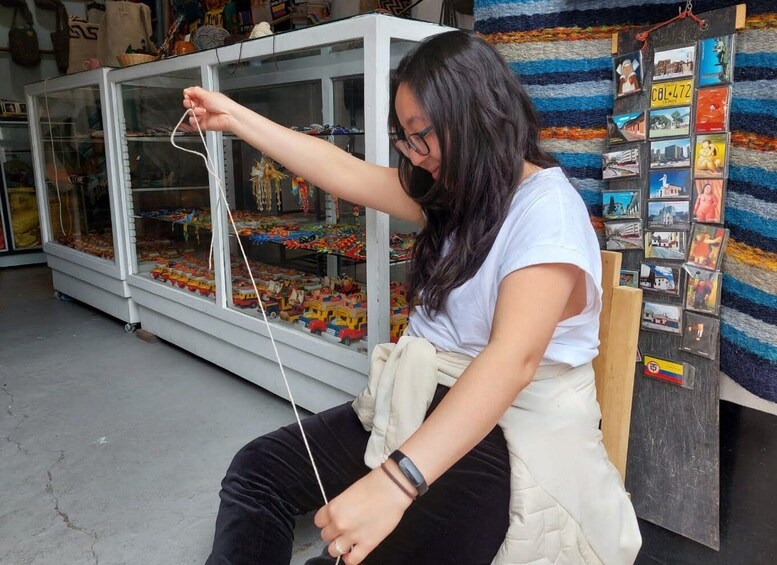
[352,336,642,565]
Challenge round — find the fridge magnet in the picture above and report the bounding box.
[639,262,681,296]
[653,45,696,82]
[692,179,724,224]
[614,51,643,98]
[603,190,640,220]
[649,106,691,139]
[687,223,728,270]
[650,138,691,169]
[695,86,730,134]
[643,355,695,389]
[620,269,639,288]
[645,230,687,261]
[684,267,722,315]
[649,169,691,199]
[699,35,734,87]
[602,147,641,180]
[647,200,690,230]
[681,311,720,359]
[694,133,729,178]
[650,78,694,109]
[605,220,643,250]
[607,112,646,143]
[641,300,682,334]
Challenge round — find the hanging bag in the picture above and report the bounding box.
[50,3,70,72]
[96,0,156,67]
[8,3,42,67]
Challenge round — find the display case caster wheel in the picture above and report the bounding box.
[54,291,73,301]
[124,323,139,334]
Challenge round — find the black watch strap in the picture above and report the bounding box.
[388,450,429,497]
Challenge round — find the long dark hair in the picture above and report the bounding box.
[389,31,557,315]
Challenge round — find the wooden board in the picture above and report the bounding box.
[611,3,742,551]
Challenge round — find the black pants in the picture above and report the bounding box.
[206,385,510,565]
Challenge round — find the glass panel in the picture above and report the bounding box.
[218,40,393,350]
[0,121,40,251]
[36,86,114,260]
[118,69,214,300]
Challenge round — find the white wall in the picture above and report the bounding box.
[0,0,84,101]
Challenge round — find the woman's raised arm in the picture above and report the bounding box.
[182,86,424,224]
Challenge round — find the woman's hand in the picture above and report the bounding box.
[315,466,413,564]
[182,86,238,133]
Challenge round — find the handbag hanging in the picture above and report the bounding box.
[8,2,42,67]
[50,3,70,72]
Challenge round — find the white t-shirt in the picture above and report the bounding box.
[405,167,602,366]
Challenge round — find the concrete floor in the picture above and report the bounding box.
[0,265,324,564]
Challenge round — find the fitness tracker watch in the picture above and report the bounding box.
[388,450,429,497]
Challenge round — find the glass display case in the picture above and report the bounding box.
[0,118,45,266]
[26,69,137,324]
[106,14,448,412]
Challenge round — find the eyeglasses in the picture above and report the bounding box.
[393,125,434,157]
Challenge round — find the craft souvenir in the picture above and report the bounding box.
[647,200,690,230]
[619,269,639,288]
[681,312,720,359]
[695,86,730,134]
[650,138,691,169]
[602,191,640,220]
[602,147,640,180]
[641,301,682,334]
[648,169,691,199]
[644,230,687,261]
[639,263,681,296]
[698,35,734,86]
[613,50,643,98]
[652,45,695,82]
[687,223,728,271]
[683,267,722,315]
[604,220,643,251]
[607,112,646,143]
[649,106,691,139]
[643,355,695,389]
[650,79,694,109]
[693,134,729,179]
[692,179,724,224]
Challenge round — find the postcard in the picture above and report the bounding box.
[692,179,724,224]
[639,263,681,295]
[694,133,729,179]
[681,312,720,359]
[641,301,682,334]
[649,106,691,139]
[653,45,696,82]
[603,191,640,220]
[607,112,646,143]
[684,266,722,315]
[650,138,691,169]
[695,86,730,134]
[645,230,687,261]
[687,223,728,270]
[605,220,643,250]
[647,200,690,230]
[649,169,691,199]
[614,50,643,98]
[602,147,641,180]
[699,35,734,86]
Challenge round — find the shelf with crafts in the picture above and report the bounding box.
[26,69,137,323]
[0,119,46,267]
[105,14,448,412]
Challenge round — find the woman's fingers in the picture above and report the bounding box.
[327,538,354,559]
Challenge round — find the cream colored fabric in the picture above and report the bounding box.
[352,336,641,565]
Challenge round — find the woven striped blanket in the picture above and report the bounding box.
[475,0,777,403]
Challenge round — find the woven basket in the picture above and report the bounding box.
[116,53,157,67]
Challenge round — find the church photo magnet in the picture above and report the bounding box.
[649,169,691,199]
[647,200,690,230]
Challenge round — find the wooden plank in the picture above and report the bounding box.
[735,4,747,30]
[600,286,642,481]
[594,251,621,410]
[611,32,620,55]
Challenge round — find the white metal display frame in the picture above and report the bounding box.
[26,69,138,324]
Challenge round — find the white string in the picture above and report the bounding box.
[170,107,333,509]
[43,78,69,236]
